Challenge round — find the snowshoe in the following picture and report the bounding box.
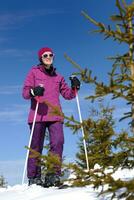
[43,173,61,188]
[28,177,43,186]
[58,184,70,189]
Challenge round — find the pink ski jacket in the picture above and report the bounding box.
[22,65,76,123]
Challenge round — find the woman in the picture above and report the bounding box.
[22,47,80,187]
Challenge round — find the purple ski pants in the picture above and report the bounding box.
[27,121,64,178]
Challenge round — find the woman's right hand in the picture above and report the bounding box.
[30,86,45,97]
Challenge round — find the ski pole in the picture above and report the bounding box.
[75,89,89,171]
[22,97,40,185]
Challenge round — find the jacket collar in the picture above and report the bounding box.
[38,65,57,76]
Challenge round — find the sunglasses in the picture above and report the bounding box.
[42,53,54,59]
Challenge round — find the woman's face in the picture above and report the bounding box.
[41,51,54,68]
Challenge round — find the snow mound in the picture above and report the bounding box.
[0,184,99,200]
[0,168,133,200]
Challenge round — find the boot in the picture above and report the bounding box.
[43,173,61,187]
[28,177,43,186]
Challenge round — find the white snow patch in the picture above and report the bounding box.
[0,184,99,200]
[0,168,134,200]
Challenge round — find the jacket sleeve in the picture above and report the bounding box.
[22,68,35,99]
[60,76,76,100]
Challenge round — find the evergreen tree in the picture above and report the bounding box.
[76,104,115,169]
[64,0,134,199]
[0,175,7,188]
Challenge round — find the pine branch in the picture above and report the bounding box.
[117,0,126,13]
[81,10,99,26]
[81,6,134,44]
[64,53,83,72]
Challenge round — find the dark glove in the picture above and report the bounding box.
[70,76,80,90]
[30,86,45,97]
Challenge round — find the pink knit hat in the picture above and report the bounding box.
[38,47,53,60]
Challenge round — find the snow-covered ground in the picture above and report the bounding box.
[0,184,100,200]
[0,168,134,200]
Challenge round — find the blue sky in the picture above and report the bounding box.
[0,0,132,185]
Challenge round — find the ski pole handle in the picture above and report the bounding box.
[34,84,44,102]
[69,75,80,91]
